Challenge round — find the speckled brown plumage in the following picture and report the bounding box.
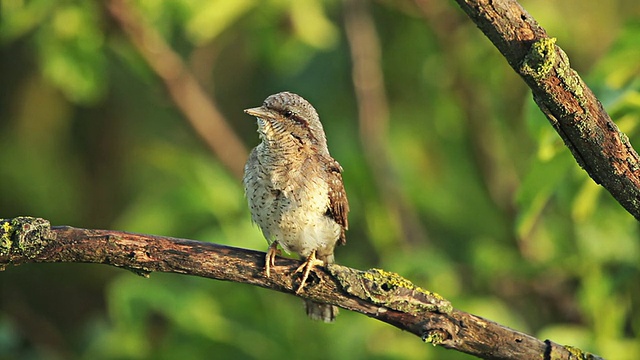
[243,91,349,322]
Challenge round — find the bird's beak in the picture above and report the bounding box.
[244,106,272,119]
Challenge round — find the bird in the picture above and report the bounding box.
[242,91,349,322]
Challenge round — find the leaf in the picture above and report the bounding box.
[0,0,54,43]
[35,3,106,104]
[515,153,574,239]
[186,0,255,45]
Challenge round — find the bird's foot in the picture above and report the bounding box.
[294,251,324,294]
[265,242,280,278]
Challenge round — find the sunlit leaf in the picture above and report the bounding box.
[35,3,106,103]
[290,0,338,49]
[515,153,574,239]
[590,21,640,90]
[186,0,255,45]
[0,0,54,43]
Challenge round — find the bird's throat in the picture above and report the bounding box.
[257,118,305,158]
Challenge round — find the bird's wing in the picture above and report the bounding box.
[326,158,349,245]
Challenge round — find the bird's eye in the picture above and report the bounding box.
[283,110,293,118]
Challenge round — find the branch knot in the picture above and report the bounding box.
[0,217,55,259]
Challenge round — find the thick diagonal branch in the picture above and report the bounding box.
[454,0,640,220]
[1,217,601,360]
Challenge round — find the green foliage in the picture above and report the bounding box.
[1,1,640,359]
[1,1,107,103]
[515,18,640,359]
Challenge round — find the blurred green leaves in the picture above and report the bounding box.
[1,0,53,43]
[40,3,106,103]
[514,18,640,357]
[185,0,255,45]
[1,0,339,103]
[2,1,108,103]
[86,276,229,359]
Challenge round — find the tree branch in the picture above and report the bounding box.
[1,217,602,360]
[453,0,640,220]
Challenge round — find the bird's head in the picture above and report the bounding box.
[244,92,328,152]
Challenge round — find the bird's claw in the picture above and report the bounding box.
[294,251,324,294]
[265,242,280,278]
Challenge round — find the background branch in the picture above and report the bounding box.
[342,0,429,246]
[107,0,248,179]
[1,217,601,360]
[453,0,640,220]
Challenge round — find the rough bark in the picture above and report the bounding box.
[1,217,602,360]
[453,0,640,220]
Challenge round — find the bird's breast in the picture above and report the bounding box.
[243,146,339,257]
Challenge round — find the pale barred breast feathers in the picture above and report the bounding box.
[243,92,349,256]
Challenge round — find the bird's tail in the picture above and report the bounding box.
[304,253,339,322]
